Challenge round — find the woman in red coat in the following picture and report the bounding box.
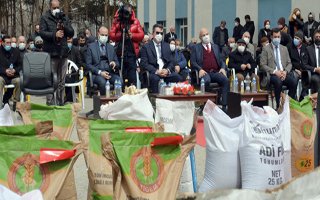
[109,4,144,86]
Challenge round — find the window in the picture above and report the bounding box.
[144,22,149,34]
[176,18,188,47]
[156,21,167,34]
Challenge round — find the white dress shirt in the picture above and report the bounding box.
[153,40,164,70]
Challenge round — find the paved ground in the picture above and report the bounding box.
[23,95,206,200]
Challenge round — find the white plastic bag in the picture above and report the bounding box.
[199,100,242,192]
[239,96,291,190]
[155,98,195,192]
[0,104,14,126]
[0,185,43,200]
[99,89,154,122]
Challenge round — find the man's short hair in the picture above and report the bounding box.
[49,0,59,6]
[271,28,281,35]
[245,15,251,20]
[2,35,11,41]
[78,33,86,39]
[152,24,163,33]
[313,29,320,37]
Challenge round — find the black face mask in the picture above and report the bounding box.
[315,39,320,46]
[308,18,314,23]
[79,43,85,47]
[35,43,43,49]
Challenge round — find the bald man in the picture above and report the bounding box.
[190,28,229,111]
[40,0,74,105]
[86,26,121,96]
[164,26,177,43]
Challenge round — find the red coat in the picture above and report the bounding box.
[109,9,144,57]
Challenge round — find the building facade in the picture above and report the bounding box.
[137,0,320,46]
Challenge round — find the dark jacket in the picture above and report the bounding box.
[258,28,271,47]
[280,32,292,47]
[289,18,304,39]
[39,10,74,58]
[67,46,81,67]
[172,50,187,69]
[140,40,175,74]
[78,45,87,69]
[244,21,255,43]
[86,41,120,75]
[233,24,244,41]
[303,45,319,72]
[190,42,226,72]
[303,20,319,41]
[212,26,229,48]
[0,46,22,83]
[228,49,257,76]
[164,32,177,43]
[287,42,308,71]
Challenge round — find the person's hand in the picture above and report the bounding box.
[219,68,227,77]
[292,14,297,20]
[315,68,320,74]
[175,65,180,73]
[241,64,247,70]
[128,31,132,38]
[101,71,111,79]
[295,69,301,77]
[247,63,251,69]
[274,70,282,78]
[136,67,141,73]
[56,30,64,38]
[109,61,117,71]
[280,70,287,81]
[161,69,169,77]
[5,69,14,77]
[199,69,207,78]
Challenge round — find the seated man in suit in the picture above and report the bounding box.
[304,29,320,93]
[0,35,21,109]
[140,24,182,93]
[86,26,121,96]
[260,28,298,109]
[190,27,229,111]
[228,38,258,89]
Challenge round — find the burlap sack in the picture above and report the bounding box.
[0,133,81,200]
[16,103,81,200]
[102,132,195,199]
[76,116,154,200]
[290,97,316,177]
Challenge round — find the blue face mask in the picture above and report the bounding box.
[30,43,35,50]
[272,38,281,47]
[4,45,11,51]
[67,43,72,49]
[293,38,300,47]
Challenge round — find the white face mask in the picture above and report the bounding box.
[243,37,250,44]
[235,22,239,27]
[110,42,115,46]
[154,34,163,43]
[99,35,108,44]
[18,43,26,50]
[229,42,236,49]
[11,43,17,48]
[238,45,245,53]
[265,24,270,30]
[202,35,210,44]
[52,8,60,16]
[170,44,176,52]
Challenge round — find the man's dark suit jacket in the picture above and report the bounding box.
[140,40,174,74]
[164,32,177,43]
[190,42,226,72]
[85,41,119,75]
[304,45,320,72]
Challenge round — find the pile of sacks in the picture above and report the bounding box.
[199,95,317,192]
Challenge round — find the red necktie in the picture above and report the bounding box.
[206,44,211,53]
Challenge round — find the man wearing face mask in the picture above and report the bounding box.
[27,38,35,52]
[0,35,22,109]
[40,0,74,105]
[213,20,229,52]
[222,37,236,63]
[228,39,257,87]
[303,30,320,93]
[191,28,229,111]
[169,39,188,80]
[11,37,17,49]
[34,36,44,52]
[140,24,182,93]
[233,17,244,42]
[258,20,271,47]
[260,28,298,109]
[303,12,319,45]
[86,26,121,96]
[243,15,255,44]
[242,31,255,59]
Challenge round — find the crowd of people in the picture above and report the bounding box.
[0,3,320,111]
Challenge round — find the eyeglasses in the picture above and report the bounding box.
[156,32,163,35]
[52,7,59,9]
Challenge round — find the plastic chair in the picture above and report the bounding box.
[65,60,85,109]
